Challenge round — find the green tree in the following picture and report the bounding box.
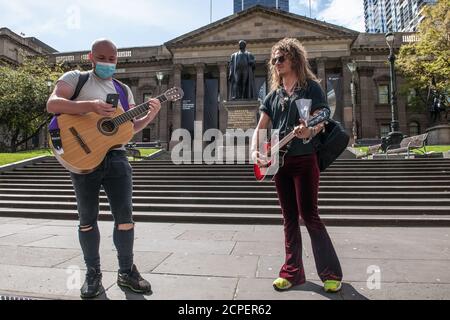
[397,0,450,114]
[0,57,63,152]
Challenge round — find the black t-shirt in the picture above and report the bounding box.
[259,79,330,157]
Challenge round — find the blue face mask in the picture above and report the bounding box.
[94,62,116,79]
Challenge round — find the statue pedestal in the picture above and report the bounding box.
[224,100,259,130]
[426,124,450,145]
[217,100,259,162]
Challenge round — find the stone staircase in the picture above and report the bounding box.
[0,157,449,226]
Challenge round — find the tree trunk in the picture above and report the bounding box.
[9,129,20,153]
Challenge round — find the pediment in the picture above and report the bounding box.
[166,6,357,48]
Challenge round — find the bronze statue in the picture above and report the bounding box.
[229,40,256,100]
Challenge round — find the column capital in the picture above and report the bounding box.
[195,63,206,72]
[218,62,228,72]
[173,64,183,73]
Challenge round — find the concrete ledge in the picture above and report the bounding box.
[0,156,54,173]
[144,149,165,160]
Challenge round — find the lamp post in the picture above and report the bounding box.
[44,79,53,148]
[383,32,403,150]
[347,60,358,146]
[156,72,164,147]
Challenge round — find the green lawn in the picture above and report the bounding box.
[137,148,160,157]
[355,145,450,155]
[0,149,52,166]
[0,148,161,166]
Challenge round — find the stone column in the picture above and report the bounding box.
[341,58,354,139]
[172,64,183,131]
[195,63,205,133]
[218,62,228,133]
[169,64,182,150]
[316,58,326,92]
[358,66,376,138]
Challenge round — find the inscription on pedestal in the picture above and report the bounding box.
[224,100,259,131]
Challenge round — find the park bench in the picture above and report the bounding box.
[385,133,428,158]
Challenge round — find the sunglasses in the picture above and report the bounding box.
[271,55,286,65]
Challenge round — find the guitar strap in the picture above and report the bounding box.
[48,72,129,155]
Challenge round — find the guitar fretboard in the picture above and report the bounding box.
[112,94,168,126]
[271,130,296,153]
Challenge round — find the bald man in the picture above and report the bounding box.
[47,39,159,299]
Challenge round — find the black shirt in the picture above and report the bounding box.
[259,79,330,157]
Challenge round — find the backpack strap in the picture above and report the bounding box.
[70,71,90,100]
[112,78,130,112]
[49,71,89,155]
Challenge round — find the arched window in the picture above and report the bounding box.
[409,122,420,137]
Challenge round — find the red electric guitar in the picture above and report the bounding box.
[253,126,300,182]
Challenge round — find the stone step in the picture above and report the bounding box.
[40,158,450,163]
[0,207,449,227]
[30,162,450,170]
[8,169,450,176]
[1,178,450,187]
[1,188,448,199]
[2,174,450,181]
[0,183,447,192]
[1,194,449,207]
[0,200,449,215]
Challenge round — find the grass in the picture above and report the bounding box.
[0,148,162,166]
[137,148,160,157]
[354,145,450,156]
[0,149,52,166]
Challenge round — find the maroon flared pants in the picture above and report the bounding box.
[274,153,343,285]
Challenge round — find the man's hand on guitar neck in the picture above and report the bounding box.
[143,99,162,122]
[132,98,162,133]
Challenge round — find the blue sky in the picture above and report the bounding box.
[0,0,364,53]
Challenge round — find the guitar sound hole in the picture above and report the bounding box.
[102,121,115,133]
[98,119,117,136]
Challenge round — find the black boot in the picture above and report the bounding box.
[80,267,103,299]
[117,264,152,294]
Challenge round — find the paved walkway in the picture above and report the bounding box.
[0,217,448,300]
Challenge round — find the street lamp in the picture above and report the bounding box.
[382,32,403,150]
[46,79,53,93]
[44,79,53,148]
[156,72,164,88]
[347,60,358,146]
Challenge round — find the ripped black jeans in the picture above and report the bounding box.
[70,150,135,273]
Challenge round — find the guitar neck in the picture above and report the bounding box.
[112,94,168,126]
[270,129,297,154]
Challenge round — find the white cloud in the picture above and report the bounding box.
[317,0,365,31]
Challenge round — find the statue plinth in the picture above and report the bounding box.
[224,100,259,131]
[426,124,450,145]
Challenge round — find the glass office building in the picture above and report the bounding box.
[364,0,437,33]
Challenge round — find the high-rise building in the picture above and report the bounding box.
[233,0,289,13]
[364,0,437,33]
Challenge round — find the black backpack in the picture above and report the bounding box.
[312,118,350,172]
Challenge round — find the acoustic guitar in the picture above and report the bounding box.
[49,87,183,174]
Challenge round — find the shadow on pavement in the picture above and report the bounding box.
[290,281,369,300]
